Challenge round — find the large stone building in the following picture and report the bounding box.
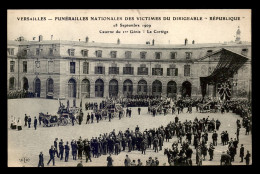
[7,29,251,100]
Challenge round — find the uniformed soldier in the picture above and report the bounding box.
[24,114,28,126]
[137,159,143,166]
[208,143,215,161]
[107,154,113,167]
[34,117,37,130]
[59,139,64,160]
[47,146,55,166]
[54,138,59,157]
[28,116,31,128]
[38,152,44,167]
[65,141,70,162]
[240,144,244,162]
[141,139,147,155]
[244,150,251,165]
[153,136,159,153]
[212,131,218,146]
[124,155,131,166]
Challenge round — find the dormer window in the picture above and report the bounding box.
[68,49,75,56]
[49,48,54,56]
[82,49,88,57]
[125,51,132,59]
[155,52,162,59]
[96,50,102,58]
[185,52,192,59]
[110,51,117,58]
[7,48,14,55]
[170,52,177,59]
[241,48,248,56]
[207,50,213,55]
[140,52,147,59]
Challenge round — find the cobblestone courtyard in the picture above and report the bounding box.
[8,98,252,167]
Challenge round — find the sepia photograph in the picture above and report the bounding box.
[7,9,251,167]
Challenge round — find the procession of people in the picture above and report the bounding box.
[8,93,252,166]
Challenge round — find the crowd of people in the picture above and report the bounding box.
[8,89,36,99]
[38,109,251,167]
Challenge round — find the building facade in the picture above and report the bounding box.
[7,34,251,100]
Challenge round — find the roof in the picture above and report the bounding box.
[7,40,251,49]
[197,48,251,61]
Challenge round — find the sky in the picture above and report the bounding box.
[7,9,251,45]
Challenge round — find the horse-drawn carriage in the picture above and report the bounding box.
[95,100,125,118]
[39,112,67,127]
[57,106,81,124]
[198,101,220,113]
[151,98,172,114]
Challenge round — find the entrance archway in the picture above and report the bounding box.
[109,79,118,97]
[123,79,133,97]
[81,79,90,98]
[46,78,54,99]
[137,80,147,95]
[152,80,162,97]
[68,78,77,98]
[167,81,177,98]
[182,81,192,97]
[22,77,29,90]
[95,79,104,97]
[34,78,41,97]
[9,77,15,90]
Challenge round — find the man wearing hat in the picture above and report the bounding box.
[24,114,28,127]
[244,150,251,165]
[107,154,113,167]
[38,152,44,167]
[59,139,64,160]
[239,144,244,162]
[124,154,131,166]
[208,143,215,161]
[65,141,70,162]
[47,146,55,166]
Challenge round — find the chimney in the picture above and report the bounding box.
[51,35,53,40]
[33,37,36,41]
[39,35,43,42]
[117,38,120,45]
[79,39,81,42]
[185,38,188,45]
[152,39,155,45]
[192,40,195,44]
[85,37,89,43]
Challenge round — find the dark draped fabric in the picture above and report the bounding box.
[200,49,248,98]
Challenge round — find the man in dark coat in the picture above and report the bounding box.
[38,152,44,167]
[47,146,55,166]
[65,141,70,162]
[244,150,251,165]
[141,139,147,155]
[59,139,64,160]
[220,151,231,165]
[28,116,31,128]
[208,143,215,161]
[54,138,59,157]
[138,107,141,115]
[212,131,218,146]
[24,114,28,126]
[240,144,244,162]
[34,117,37,130]
[107,154,113,167]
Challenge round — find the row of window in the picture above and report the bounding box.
[7,47,250,58]
[10,60,191,76]
[85,66,189,76]
[70,49,190,59]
